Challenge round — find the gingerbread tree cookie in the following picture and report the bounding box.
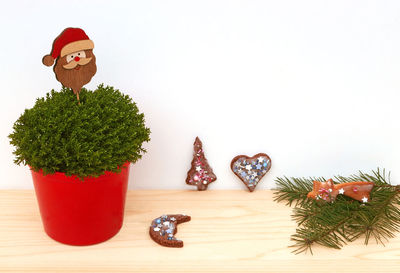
[186,137,217,191]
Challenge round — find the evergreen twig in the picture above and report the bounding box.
[273,169,400,254]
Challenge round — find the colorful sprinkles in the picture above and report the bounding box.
[231,153,272,192]
[149,214,191,248]
[151,215,178,241]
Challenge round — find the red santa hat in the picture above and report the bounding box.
[42,28,94,66]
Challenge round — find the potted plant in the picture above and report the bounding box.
[8,85,150,245]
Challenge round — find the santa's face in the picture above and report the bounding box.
[63,50,93,70]
[53,49,97,94]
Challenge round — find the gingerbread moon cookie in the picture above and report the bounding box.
[186,137,217,191]
[149,214,191,248]
[231,153,271,192]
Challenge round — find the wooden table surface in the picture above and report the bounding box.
[0,190,400,272]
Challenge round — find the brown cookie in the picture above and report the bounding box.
[231,153,272,192]
[186,137,217,191]
[307,179,374,203]
[149,214,191,248]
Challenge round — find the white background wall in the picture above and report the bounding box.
[1,0,399,190]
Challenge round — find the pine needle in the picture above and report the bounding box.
[273,169,400,254]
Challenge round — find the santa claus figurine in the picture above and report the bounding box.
[42,27,97,100]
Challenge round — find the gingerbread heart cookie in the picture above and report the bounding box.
[231,153,271,192]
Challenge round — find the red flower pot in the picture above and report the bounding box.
[31,162,130,246]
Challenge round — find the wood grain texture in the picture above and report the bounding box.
[0,190,400,272]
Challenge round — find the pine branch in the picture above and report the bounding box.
[291,215,351,254]
[362,185,400,245]
[273,176,326,207]
[273,169,400,254]
[290,200,362,253]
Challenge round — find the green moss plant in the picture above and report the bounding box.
[9,84,150,179]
